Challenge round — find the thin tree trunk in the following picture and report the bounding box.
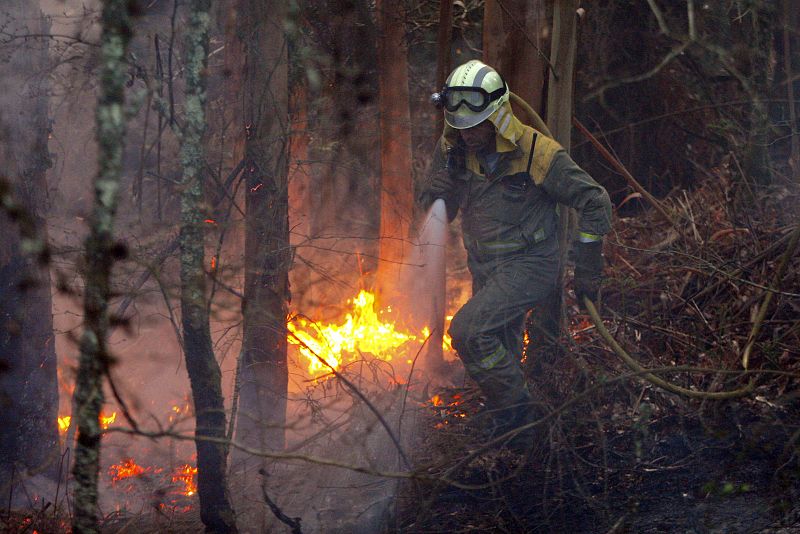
[179,1,238,532]
[0,2,58,494]
[375,0,414,302]
[783,0,799,180]
[435,0,453,139]
[741,3,775,187]
[536,0,578,346]
[233,0,290,487]
[482,0,548,114]
[71,1,133,532]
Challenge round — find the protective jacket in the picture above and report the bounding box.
[419,102,612,269]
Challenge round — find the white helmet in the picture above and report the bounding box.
[440,60,509,130]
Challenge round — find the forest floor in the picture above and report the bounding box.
[396,383,800,533]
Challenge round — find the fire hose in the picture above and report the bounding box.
[509,91,552,137]
[582,297,754,400]
[508,92,758,400]
[581,219,800,400]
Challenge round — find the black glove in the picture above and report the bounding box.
[427,145,465,221]
[429,169,456,199]
[574,240,604,308]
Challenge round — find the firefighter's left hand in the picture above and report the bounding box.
[574,241,604,309]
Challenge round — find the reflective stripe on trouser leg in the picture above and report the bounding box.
[461,339,532,413]
[448,239,559,413]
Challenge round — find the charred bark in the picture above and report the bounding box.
[71,1,134,532]
[0,1,58,496]
[232,0,290,487]
[179,1,238,532]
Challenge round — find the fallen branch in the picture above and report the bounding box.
[583,297,754,399]
[742,222,800,368]
[259,469,302,534]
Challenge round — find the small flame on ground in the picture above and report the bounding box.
[109,458,149,482]
[570,317,595,342]
[172,464,198,496]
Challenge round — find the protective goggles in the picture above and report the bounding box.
[441,82,507,113]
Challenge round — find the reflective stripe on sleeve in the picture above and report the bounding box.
[577,231,602,243]
[474,228,547,255]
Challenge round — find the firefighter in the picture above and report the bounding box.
[418,59,612,447]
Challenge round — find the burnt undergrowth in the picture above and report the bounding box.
[396,174,800,533]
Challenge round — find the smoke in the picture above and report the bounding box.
[252,199,459,532]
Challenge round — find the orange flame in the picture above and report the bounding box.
[168,400,192,423]
[58,416,71,434]
[570,317,595,343]
[287,290,416,376]
[109,458,149,482]
[172,465,198,496]
[57,410,117,434]
[100,411,117,429]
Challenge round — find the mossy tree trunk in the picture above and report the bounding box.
[0,0,58,493]
[71,1,133,532]
[179,1,238,532]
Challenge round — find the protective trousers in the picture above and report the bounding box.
[448,235,560,427]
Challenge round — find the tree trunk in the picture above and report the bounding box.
[71,1,133,532]
[232,0,290,478]
[375,0,414,302]
[0,2,58,497]
[482,0,548,114]
[533,0,579,349]
[435,0,454,138]
[783,0,799,180]
[741,2,776,187]
[179,1,238,532]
